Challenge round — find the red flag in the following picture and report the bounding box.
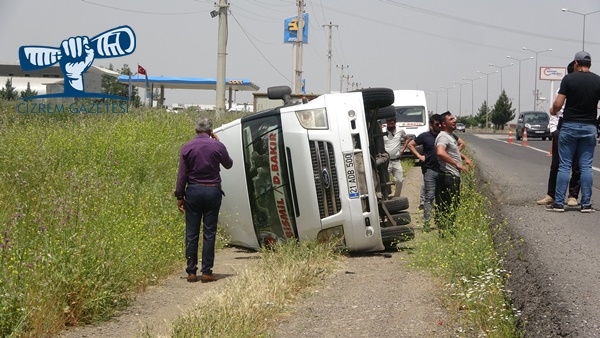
[138,64,147,75]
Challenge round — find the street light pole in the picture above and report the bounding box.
[477,70,498,128]
[507,55,533,115]
[488,63,513,92]
[523,47,552,110]
[431,89,443,113]
[463,76,481,117]
[440,85,455,111]
[562,8,600,50]
[452,81,469,117]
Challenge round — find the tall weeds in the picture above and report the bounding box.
[0,101,237,336]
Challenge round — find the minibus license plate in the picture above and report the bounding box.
[344,152,359,199]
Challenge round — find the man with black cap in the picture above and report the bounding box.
[537,61,580,206]
[383,116,409,197]
[548,51,600,213]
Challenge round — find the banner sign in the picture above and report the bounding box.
[284,13,309,44]
[540,67,566,81]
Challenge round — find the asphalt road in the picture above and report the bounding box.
[462,132,600,337]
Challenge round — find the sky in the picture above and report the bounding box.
[1,0,600,117]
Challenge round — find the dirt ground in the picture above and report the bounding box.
[59,168,455,338]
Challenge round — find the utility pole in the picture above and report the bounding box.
[345,75,353,92]
[215,0,228,118]
[293,0,305,94]
[336,65,348,92]
[322,22,338,94]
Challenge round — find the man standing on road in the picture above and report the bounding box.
[434,112,473,232]
[548,51,600,213]
[175,117,233,282]
[383,116,410,197]
[537,61,581,207]
[407,114,442,231]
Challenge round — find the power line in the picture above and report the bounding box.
[378,0,600,47]
[80,0,208,15]
[313,3,572,61]
[229,11,291,84]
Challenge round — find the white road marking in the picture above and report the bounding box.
[471,133,600,173]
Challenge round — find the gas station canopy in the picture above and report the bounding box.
[118,75,259,91]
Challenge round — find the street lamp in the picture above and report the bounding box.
[463,76,482,117]
[452,81,469,117]
[488,63,513,91]
[477,70,498,128]
[562,8,600,50]
[507,55,533,115]
[430,89,443,113]
[440,85,455,111]
[522,47,552,110]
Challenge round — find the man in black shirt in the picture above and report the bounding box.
[407,114,441,230]
[548,51,600,213]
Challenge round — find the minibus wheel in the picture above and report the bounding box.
[355,88,395,111]
[382,197,409,214]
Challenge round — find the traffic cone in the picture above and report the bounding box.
[521,128,528,147]
[507,129,514,144]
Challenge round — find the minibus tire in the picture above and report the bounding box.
[380,212,411,227]
[376,105,396,119]
[383,197,409,213]
[391,212,411,226]
[381,225,414,247]
[356,88,395,111]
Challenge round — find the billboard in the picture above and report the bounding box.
[284,13,309,44]
[540,67,566,81]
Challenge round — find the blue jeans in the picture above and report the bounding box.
[556,122,596,207]
[423,169,438,222]
[185,184,223,275]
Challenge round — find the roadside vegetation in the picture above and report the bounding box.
[1,98,520,337]
[146,241,341,338]
[0,101,239,337]
[409,168,522,337]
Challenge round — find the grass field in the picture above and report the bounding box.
[0,100,241,336]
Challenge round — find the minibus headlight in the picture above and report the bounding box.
[296,108,328,129]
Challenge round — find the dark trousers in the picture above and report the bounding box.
[547,130,580,199]
[184,184,223,275]
[434,172,461,231]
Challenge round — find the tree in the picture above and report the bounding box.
[20,82,38,99]
[490,90,516,130]
[474,101,491,128]
[0,78,19,100]
[100,64,142,107]
[456,115,478,128]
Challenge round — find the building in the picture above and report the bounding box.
[0,62,120,98]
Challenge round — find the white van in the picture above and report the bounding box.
[391,90,429,158]
[215,86,414,252]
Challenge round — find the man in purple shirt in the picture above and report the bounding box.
[175,117,233,283]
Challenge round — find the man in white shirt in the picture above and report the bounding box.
[383,117,409,197]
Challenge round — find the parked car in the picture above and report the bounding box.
[456,122,466,132]
[516,111,551,140]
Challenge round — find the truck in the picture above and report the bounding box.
[215,86,414,252]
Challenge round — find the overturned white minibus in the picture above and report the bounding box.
[215,86,413,252]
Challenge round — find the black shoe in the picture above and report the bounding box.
[546,203,565,212]
[580,205,595,213]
